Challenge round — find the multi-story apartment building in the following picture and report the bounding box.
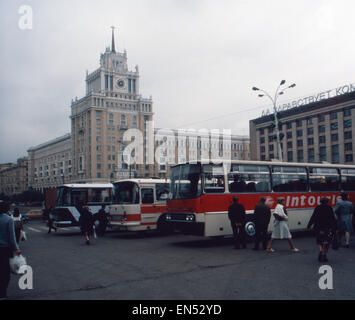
[70,28,153,183]
[0,157,28,196]
[250,90,355,164]
[153,128,250,179]
[27,133,72,191]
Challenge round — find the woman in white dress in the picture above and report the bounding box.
[266,198,299,252]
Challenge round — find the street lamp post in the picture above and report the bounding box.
[252,80,296,162]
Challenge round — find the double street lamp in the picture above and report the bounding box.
[252,80,296,162]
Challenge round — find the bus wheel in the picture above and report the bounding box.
[157,215,174,236]
[244,217,256,243]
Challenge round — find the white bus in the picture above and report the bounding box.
[52,184,113,228]
[110,179,170,233]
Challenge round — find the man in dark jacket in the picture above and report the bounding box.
[307,198,338,262]
[0,201,21,300]
[228,197,246,249]
[95,205,109,237]
[252,197,271,251]
[79,206,94,245]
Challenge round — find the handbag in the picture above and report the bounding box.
[273,213,285,222]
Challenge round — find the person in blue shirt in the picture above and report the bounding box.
[0,201,21,300]
[335,193,354,248]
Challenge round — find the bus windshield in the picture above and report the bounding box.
[113,181,140,204]
[170,164,202,200]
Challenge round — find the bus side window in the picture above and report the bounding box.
[141,188,154,204]
[156,184,169,201]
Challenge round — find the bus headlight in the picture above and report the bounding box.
[166,214,172,220]
[185,214,195,221]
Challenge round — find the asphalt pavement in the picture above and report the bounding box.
[7,219,355,300]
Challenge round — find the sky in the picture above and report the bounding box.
[1,0,355,163]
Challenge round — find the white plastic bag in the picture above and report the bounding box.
[9,255,27,275]
[21,231,27,241]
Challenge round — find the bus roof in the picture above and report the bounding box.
[172,159,355,169]
[61,183,113,189]
[113,178,170,185]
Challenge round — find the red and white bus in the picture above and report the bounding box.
[165,160,355,238]
[109,179,170,233]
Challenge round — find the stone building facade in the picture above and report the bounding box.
[0,157,28,196]
[250,91,355,164]
[27,134,72,191]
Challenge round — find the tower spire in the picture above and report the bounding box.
[111,26,116,53]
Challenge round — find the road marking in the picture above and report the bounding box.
[27,227,41,233]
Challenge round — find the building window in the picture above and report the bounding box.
[307,128,314,135]
[344,131,352,139]
[319,147,327,162]
[318,125,325,133]
[343,108,352,117]
[297,150,304,162]
[318,114,325,122]
[286,122,292,130]
[97,164,102,170]
[307,118,314,125]
[331,133,338,142]
[287,132,292,139]
[269,144,274,151]
[331,145,339,163]
[330,112,337,120]
[297,130,303,137]
[297,140,303,147]
[268,136,274,143]
[345,142,353,151]
[331,122,338,131]
[287,151,293,162]
[345,154,353,162]
[260,137,265,144]
[259,128,264,135]
[121,115,126,126]
[308,138,314,145]
[344,119,352,128]
[287,142,292,149]
[319,136,326,144]
[296,120,302,127]
[260,146,265,153]
[132,116,138,128]
[308,148,315,163]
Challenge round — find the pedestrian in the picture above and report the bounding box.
[0,201,21,300]
[266,198,299,253]
[47,207,57,234]
[228,197,246,249]
[307,198,338,262]
[335,192,354,248]
[79,205,94,245]
[252,197,271,251]
[95,205,109,237]
[12,208,24,244]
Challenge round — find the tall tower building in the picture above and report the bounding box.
[71,28,154,182]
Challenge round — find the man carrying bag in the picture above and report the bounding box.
[0,201,21,300]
